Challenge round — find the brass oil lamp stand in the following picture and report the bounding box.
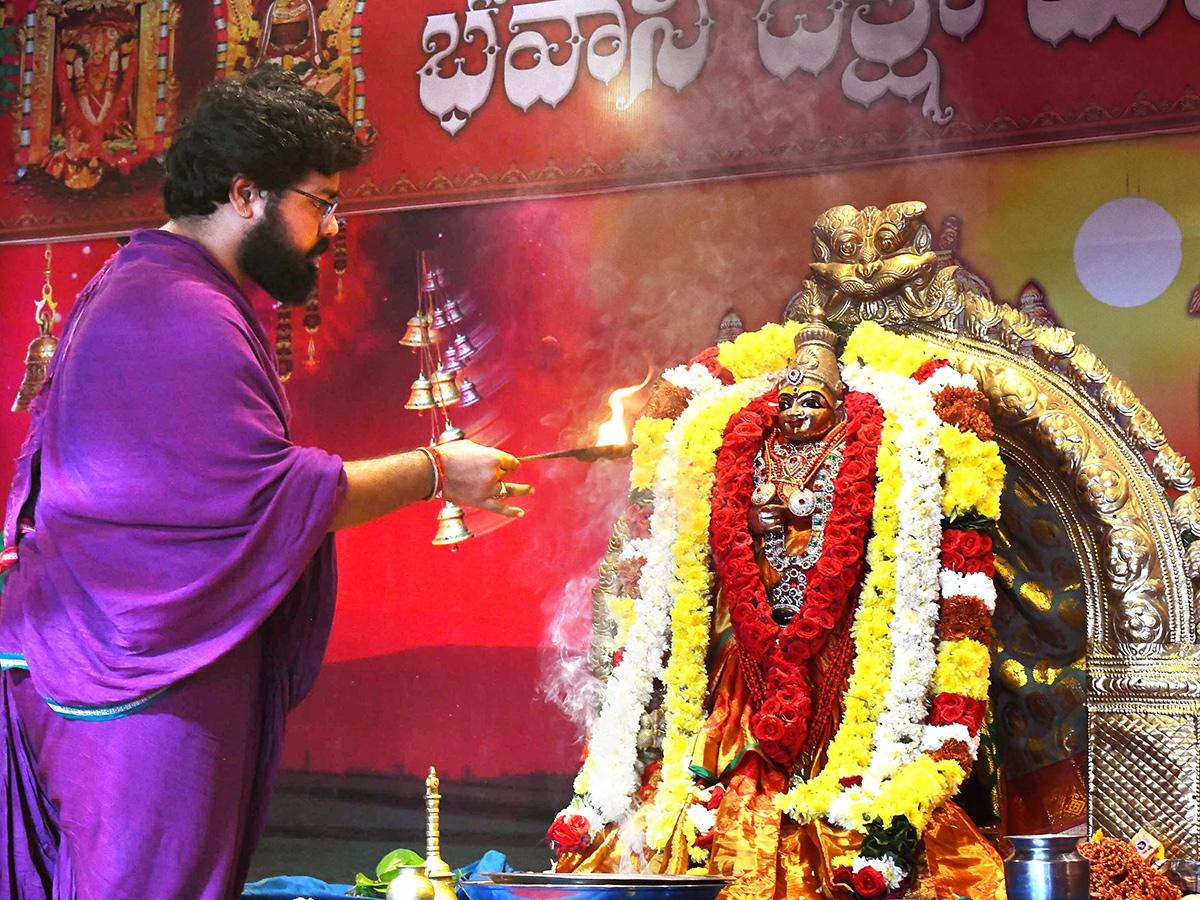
[424,766,457,900]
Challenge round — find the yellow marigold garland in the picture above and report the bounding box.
[840,321,934,377]
[940,424,1005,520]
[870,755,967,833]
[646,380,771,853]
[630,418,674,492]
[716,321,801,381]
[933,639,992,700]
[782,409,903,821]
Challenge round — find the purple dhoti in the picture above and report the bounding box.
[3,632,262,899]
[0,231,347,899]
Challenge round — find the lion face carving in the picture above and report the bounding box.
[809,202,938,301]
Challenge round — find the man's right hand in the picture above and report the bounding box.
[438,440,532,518]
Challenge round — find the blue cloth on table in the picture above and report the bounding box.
[241,852,514,900]
[242,875,353,898]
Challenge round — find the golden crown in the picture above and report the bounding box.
[782,305,844,403]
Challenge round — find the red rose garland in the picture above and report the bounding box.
[941,529,995,576]
[710,390,885,764]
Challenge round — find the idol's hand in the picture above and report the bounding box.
[438,440,532,518]
[748,503,787,536]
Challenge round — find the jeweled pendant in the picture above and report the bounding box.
[751,482,776,506]
[788,488,816,517]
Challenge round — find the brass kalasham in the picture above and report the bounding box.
[424,767,457,900]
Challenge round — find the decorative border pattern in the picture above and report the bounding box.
[3,80,1200,241]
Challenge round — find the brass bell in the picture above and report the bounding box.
[450,332,477,361]
[431,306,449,331]
[400,314,432,348]
[432,502,472,545]
[12,330,58,412]
[442,344,465,373]
[437,423,465,444]
[443,296,464,324]
[430,368,460,407]
[405,375,437,410]
[457,377,481,406]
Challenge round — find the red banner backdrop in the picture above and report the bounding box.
[2,0,1200,241]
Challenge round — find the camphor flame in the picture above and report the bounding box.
[595,367,652,446]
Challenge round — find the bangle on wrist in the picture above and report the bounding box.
[417,446,444,501]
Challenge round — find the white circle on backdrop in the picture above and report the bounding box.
[1074,198,1182,308]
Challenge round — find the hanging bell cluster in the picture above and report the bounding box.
[401,251,481,413]
[401,250,488,547]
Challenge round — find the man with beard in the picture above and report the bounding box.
[0,67,527,900]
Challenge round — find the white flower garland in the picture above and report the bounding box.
[643,374,776,850]
[662,362,722,396]
[828,361,945,828]
[574,434,682,820]
[921,365,977,393]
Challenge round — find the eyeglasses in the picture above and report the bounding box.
[286,186,339,224]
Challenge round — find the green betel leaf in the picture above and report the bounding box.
[349,872,388,898]
[376,847,425,881]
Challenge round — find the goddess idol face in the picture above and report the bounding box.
[778,388,836,444]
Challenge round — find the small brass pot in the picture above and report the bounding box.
[386,865,436,900]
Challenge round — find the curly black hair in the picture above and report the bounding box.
[163,65,362,218]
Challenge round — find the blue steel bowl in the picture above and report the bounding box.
[460,873,729,900]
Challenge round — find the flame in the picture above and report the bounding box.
[596,367,652,446]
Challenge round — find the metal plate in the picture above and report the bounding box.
[488,874,728,887]
[460,874,729,900]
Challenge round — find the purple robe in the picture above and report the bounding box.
[0,230,347,899]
